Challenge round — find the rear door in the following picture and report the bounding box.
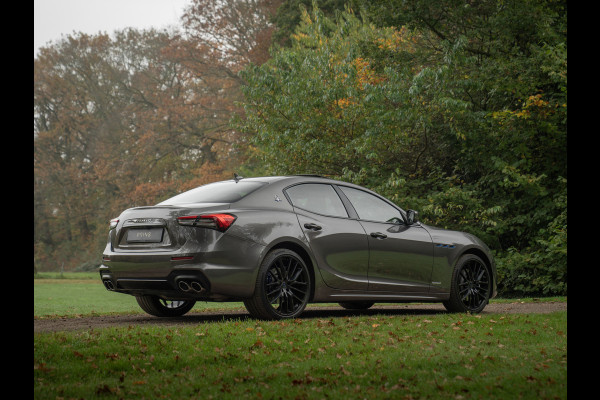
[337,186,434,294]
[285,183,369,290]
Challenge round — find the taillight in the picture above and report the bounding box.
[177,214,237,232]
[109,218,119,230]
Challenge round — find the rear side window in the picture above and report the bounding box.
[158,181,266,205]
[286,184,348,218]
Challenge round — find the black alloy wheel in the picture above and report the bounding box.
[136,295,196,317]
[443,254,491,313]
[244,248,311,320]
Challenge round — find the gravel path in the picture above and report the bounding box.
[34,301,566,333]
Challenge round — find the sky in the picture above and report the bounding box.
[34,0,191,57]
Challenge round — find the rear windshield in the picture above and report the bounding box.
[157,181,266,205]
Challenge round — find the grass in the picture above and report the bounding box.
[34,311,567,399]
[34,272,99,280]
[34,272,567,399]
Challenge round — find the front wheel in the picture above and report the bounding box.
[136,295,196,317]
[244,248,312,320]
[443,254,491,313]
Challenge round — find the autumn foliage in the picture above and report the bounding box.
[34,0,281,271]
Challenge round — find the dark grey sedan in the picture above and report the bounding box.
[100,175,497,319]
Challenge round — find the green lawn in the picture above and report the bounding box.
[34,311,567,399]
[34,273,567,399]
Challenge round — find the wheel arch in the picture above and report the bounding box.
[265,239,317,302]
[457,246,497,296]
[460,247,490,267]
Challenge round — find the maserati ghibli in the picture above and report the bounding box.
[99,175,497,319]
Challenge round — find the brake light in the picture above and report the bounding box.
[171,256,194,261]
[109,218,119,229]
[177,214,236,232]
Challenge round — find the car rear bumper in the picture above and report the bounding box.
[99,233,266,300]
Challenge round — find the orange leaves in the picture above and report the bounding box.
[375,26,418,54]
[329,57,384,120]
[352,57,386,88]
[491,93,557,122]
[124,181,175,207]
[335,97,357,109]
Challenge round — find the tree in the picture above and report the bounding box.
[237,2,567,295]
[34,1,283,271]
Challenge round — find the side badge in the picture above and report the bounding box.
[274,194,282,202]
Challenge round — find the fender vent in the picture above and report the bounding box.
[435,243,456,249]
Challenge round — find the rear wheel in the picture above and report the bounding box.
[244,248,311,320]
[338,302,374,310]
[136,295,196,317]
[443,254,491,313]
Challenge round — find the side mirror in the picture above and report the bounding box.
[406,209,419,225]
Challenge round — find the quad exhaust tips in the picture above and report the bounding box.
[101,274,206,293]
[177,279,205,293]
[103,279,115,290]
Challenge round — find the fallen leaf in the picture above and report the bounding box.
[95,385,114,394]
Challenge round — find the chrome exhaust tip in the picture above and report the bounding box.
[190,281,204,293]
[178,280,191,292]
[103,280,115,290]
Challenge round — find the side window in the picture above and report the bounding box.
[339,186,402,223]
[286,184,348,218]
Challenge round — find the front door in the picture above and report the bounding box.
[337,186,434,293]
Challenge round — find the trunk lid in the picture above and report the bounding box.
[110,203,230,251]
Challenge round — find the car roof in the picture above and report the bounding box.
[226,175,334,183]
[244,175,370,190]
[225,175,370,191]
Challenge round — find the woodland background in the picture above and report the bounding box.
[34,0,567,296]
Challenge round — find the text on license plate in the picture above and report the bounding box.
[126,228,164,243]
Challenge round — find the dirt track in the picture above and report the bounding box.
[34,301,566,333]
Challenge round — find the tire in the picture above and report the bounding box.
[443,254,491,313]
[338,302,374,310]
[244,248,312,320]
[135,295,196,317]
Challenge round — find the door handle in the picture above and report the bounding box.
[370,232,387,239]
[304,223,322,231]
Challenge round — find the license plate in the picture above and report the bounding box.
[126,228,164,243]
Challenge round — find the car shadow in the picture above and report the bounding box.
[130,306,451,327]
[302,307,448,319]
